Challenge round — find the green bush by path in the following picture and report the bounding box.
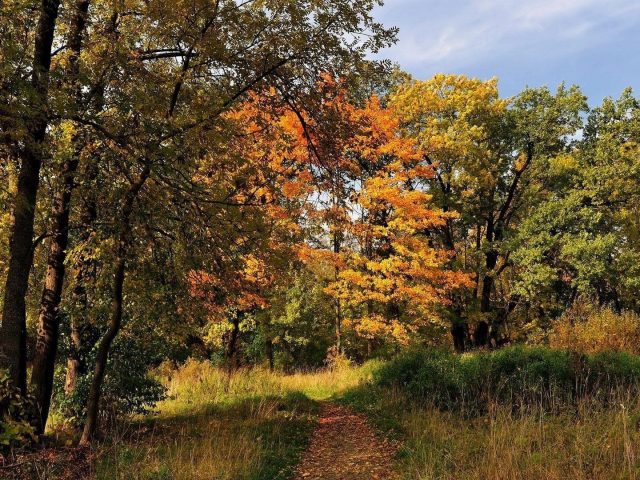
[375,346,640,411]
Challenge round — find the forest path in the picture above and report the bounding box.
[292,402,398,480]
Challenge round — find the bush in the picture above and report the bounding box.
[54,334,165,428]
[550,301,640,354]
[0,371,38,450]
[375,346,640,412]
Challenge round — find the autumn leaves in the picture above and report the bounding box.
[192,76,477,352]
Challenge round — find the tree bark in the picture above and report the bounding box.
[225,314,241,370]
[474,216,498,347]
[30,151,80,431]
[64,320,85,394]
[79,165,149,445]
[64,162,98,395]
[489,295,519,346]
[0,0,61,394]
[332,228,342,355]
[265,337,274,370]
[30,0,91,432]
[450,318,467,353]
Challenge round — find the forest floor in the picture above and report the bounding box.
[292,402,397,480]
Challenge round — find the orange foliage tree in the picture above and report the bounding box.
[275,78,472,352]
[325,96,472,348]
[185,96,298,366]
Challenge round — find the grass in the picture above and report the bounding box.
[374,346,640,412]
[96,348,640,479]
[342,383,640,479]
[340,347,640,480]
[95,359,378,480]
[402,402,640,480]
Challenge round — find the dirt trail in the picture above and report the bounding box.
[293,402,398,480]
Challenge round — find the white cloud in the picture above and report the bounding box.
[374,0,640,71]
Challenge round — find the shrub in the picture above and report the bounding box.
[375,346,640,412]
[550,301,640,354]
[54,334,165,428]
[0,371,38,450]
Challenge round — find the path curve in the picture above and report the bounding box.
[293,402,397,480]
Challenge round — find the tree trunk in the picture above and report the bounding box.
[30,0,91,433]
[0,0,61,394]
[265,337,274,371]
[225,314,241,370]
[64,320,85,394]
[334,300,342,355]
[474,220,499,347]
[30,154,79,431]
[79,165,149,446]
[64,163,98,395]
[332,229,342,355]
[489,295,519,346]
[474,259,496,347]
[79,255,125,445]
[450,318,467,353]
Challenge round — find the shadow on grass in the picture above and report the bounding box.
[96,392,319,480]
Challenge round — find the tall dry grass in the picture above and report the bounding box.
[346,378,640,480]
[345,345,640,480]
[400,395,640,480]
[550,301,640,355]
[97,354,640,479]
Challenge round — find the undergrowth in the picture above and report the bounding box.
[374,346,640,412]
[96,347,640,479]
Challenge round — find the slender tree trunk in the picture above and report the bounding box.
[225,314,241,370]
[265,337,274,371]
[451,319,467,353]
[79,254,125,445]
[64,320,84,394]
[440,220,469,353]
[335,301,342,354]
[0,0,61,394]
[79,165,149,445]
[489,295,519,346]
[30,0,91,433]
[474,219,498,347]
[30,151,80,431]
[333,230,342,355]
[64,163,98,395]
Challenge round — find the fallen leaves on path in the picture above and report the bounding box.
[0,445,94,480]
[293,403,398,480]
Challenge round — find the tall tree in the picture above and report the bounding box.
[74,0,394,443]
[391,75,586,347]
[0,0,62,393]
[513,89,640,315]
[30,0,91,433]
[326,95,471,347]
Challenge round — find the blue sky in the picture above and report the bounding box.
[372,0,640,104]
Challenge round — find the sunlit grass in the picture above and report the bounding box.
[96,354,640,480]
[95,359,378,480]
[400,399,640,480]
